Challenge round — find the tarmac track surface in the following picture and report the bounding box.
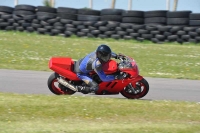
[0,69,199,102]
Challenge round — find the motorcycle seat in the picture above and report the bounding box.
[73,59,83,73]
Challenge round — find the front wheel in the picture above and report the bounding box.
[47,73,76,95]
[120,78,149,99]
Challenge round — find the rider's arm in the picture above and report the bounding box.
[111,52,117,59]
[92,60,115,82]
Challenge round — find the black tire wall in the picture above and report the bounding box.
[0,4,199,44]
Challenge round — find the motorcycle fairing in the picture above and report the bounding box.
[118,57,139,78]
[49,57,80,81]
[102,60,118,74]
[96,75,143,95]
[49,57,118,81]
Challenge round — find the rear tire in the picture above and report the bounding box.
[47,73,76,95]
[121,78,149,99]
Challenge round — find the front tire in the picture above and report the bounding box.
[121,78,149,99]
[47,73,76,95]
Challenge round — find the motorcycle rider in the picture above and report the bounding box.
[74,44,126,94]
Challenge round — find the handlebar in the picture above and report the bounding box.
[117,54,136,70]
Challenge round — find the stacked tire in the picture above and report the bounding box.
[195,27,200,43]
[0,6,14,30]
[143,25,157,41]
[12,5,36,32]
[57,7,77,36]
[167,11,192,43]
[35,6,57,35]
[98,9,123,39]
[131,24,145,41]
[122,10,144,24]
[143,10,167,42]
[167,11,191,26]
[106,21,121,39]
[142,10,169,43]
[0,5,200,44]
[144,10,167,26]
[152,25,172,43]
[190,13,200,26]
[118,23,135,40]
[76,9,100,38]
[119,10,144,40]
[189,13,200,43]
[94,21,108,39]
[101,9,123,22]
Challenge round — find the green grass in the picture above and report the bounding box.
[0,31,200,79]
[0,93,200,133]
[0,31,200,132]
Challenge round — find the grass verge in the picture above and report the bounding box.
[0,93,200,133]
[0,31,200,79]
[1,31,200,133]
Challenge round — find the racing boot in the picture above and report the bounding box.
[76,86,91,94]
[87,81,98,94]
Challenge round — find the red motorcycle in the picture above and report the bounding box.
[47,54,149,99]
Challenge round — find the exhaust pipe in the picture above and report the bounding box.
[57,78,78,92]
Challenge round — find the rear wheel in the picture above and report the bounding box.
[47,73,76,95]
[121,78,149,99]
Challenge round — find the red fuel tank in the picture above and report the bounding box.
[102,60,118,74]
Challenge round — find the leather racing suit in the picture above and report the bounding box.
[74,51,117,93]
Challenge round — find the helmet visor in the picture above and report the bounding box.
[97,52,111,62]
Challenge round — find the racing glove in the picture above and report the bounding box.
[115,53,125,59]
[115,72,127,80]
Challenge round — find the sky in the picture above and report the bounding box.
[1,0,200,13]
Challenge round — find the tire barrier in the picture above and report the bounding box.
[0,5,200,44]
[0,6,14,30]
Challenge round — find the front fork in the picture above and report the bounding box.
[125,75,143,94]
[126,83,140,94]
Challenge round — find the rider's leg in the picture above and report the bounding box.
[88,81,99,92]
[76,73,99,93]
